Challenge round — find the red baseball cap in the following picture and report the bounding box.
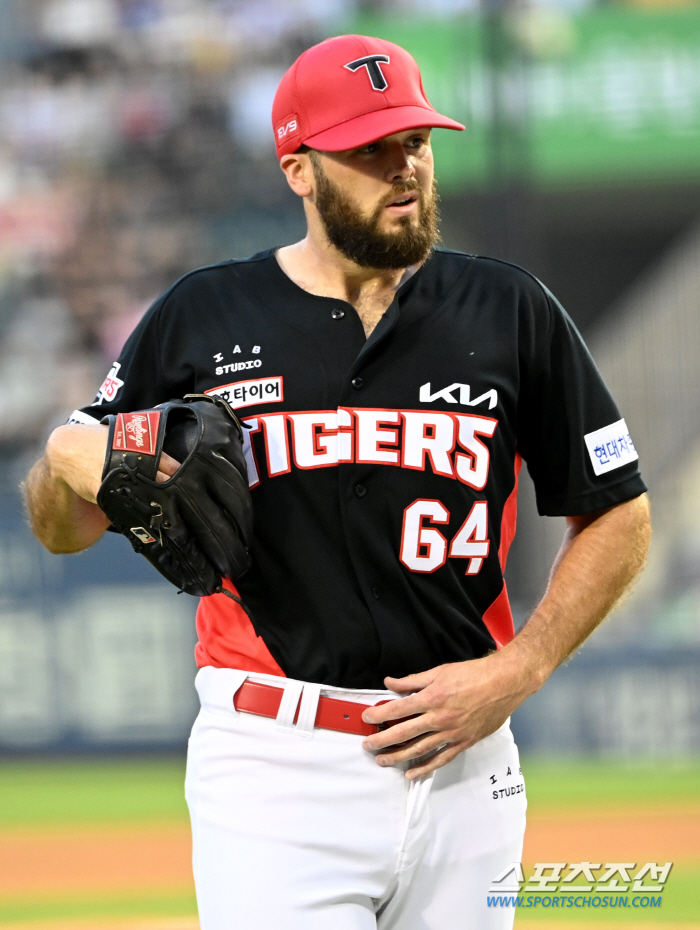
[272,34,465,158]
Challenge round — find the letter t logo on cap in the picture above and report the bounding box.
[344,54,391,92]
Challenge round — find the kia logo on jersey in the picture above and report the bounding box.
[420,382,498,409]
[344,54,391,91]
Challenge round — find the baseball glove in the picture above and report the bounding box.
[96,394,253,599]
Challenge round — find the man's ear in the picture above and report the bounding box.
[279,152,315,198]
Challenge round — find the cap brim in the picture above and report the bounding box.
[303,105,465,153]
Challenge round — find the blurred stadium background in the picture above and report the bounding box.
[0,0,699,927]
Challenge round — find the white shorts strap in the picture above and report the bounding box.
[294,682,322,737]
[275,679,304,732]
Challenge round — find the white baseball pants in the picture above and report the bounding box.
[186,666,527,930]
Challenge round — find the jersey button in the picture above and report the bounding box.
[354,484,367,498]
[372,585,382,599]
[351,377,364,389]
[331,308,345,320]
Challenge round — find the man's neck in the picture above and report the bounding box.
[276,236,415,305]
[276,235,419,338]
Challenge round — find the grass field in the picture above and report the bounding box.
[515,759,700,928]
[0,756,697,929]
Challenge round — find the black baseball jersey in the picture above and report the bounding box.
[75,247,646,689]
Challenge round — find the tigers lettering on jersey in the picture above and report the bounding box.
[239,407,498,489]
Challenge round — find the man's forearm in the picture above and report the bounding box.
[505,492,652,689]
[24,425,111,554]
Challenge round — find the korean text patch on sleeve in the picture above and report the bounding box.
[584,418,638,476]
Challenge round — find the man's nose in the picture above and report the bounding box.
[385,144,416,183]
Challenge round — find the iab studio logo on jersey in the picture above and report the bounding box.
[487,861,672,910]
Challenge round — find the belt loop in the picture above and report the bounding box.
[275,679,304,732]
[294,682,322,738]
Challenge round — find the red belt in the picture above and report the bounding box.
[233,679,403,737]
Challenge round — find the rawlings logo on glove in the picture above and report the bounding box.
[116,412,159,452]
[96,395,253,599]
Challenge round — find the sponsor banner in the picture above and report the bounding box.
[352,9,700,187]
[113,411,161,454]
[584,418,638,475]
[206,376,284,410]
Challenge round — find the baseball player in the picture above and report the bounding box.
[25,34,650,930]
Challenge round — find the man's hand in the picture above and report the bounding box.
[362,493,650,780]
[362,649,536,780]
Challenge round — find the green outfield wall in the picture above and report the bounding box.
[350,9,700,189]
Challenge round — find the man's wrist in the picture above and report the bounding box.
[496,626,555,699]
[45,424,109,503]
[44,425,70,479]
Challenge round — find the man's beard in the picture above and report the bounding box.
[312,160,440,270]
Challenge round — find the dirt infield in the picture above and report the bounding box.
[1,808,698,928]
[0,826,192,895]
[523,806,700,864]
[1,807,698,896]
